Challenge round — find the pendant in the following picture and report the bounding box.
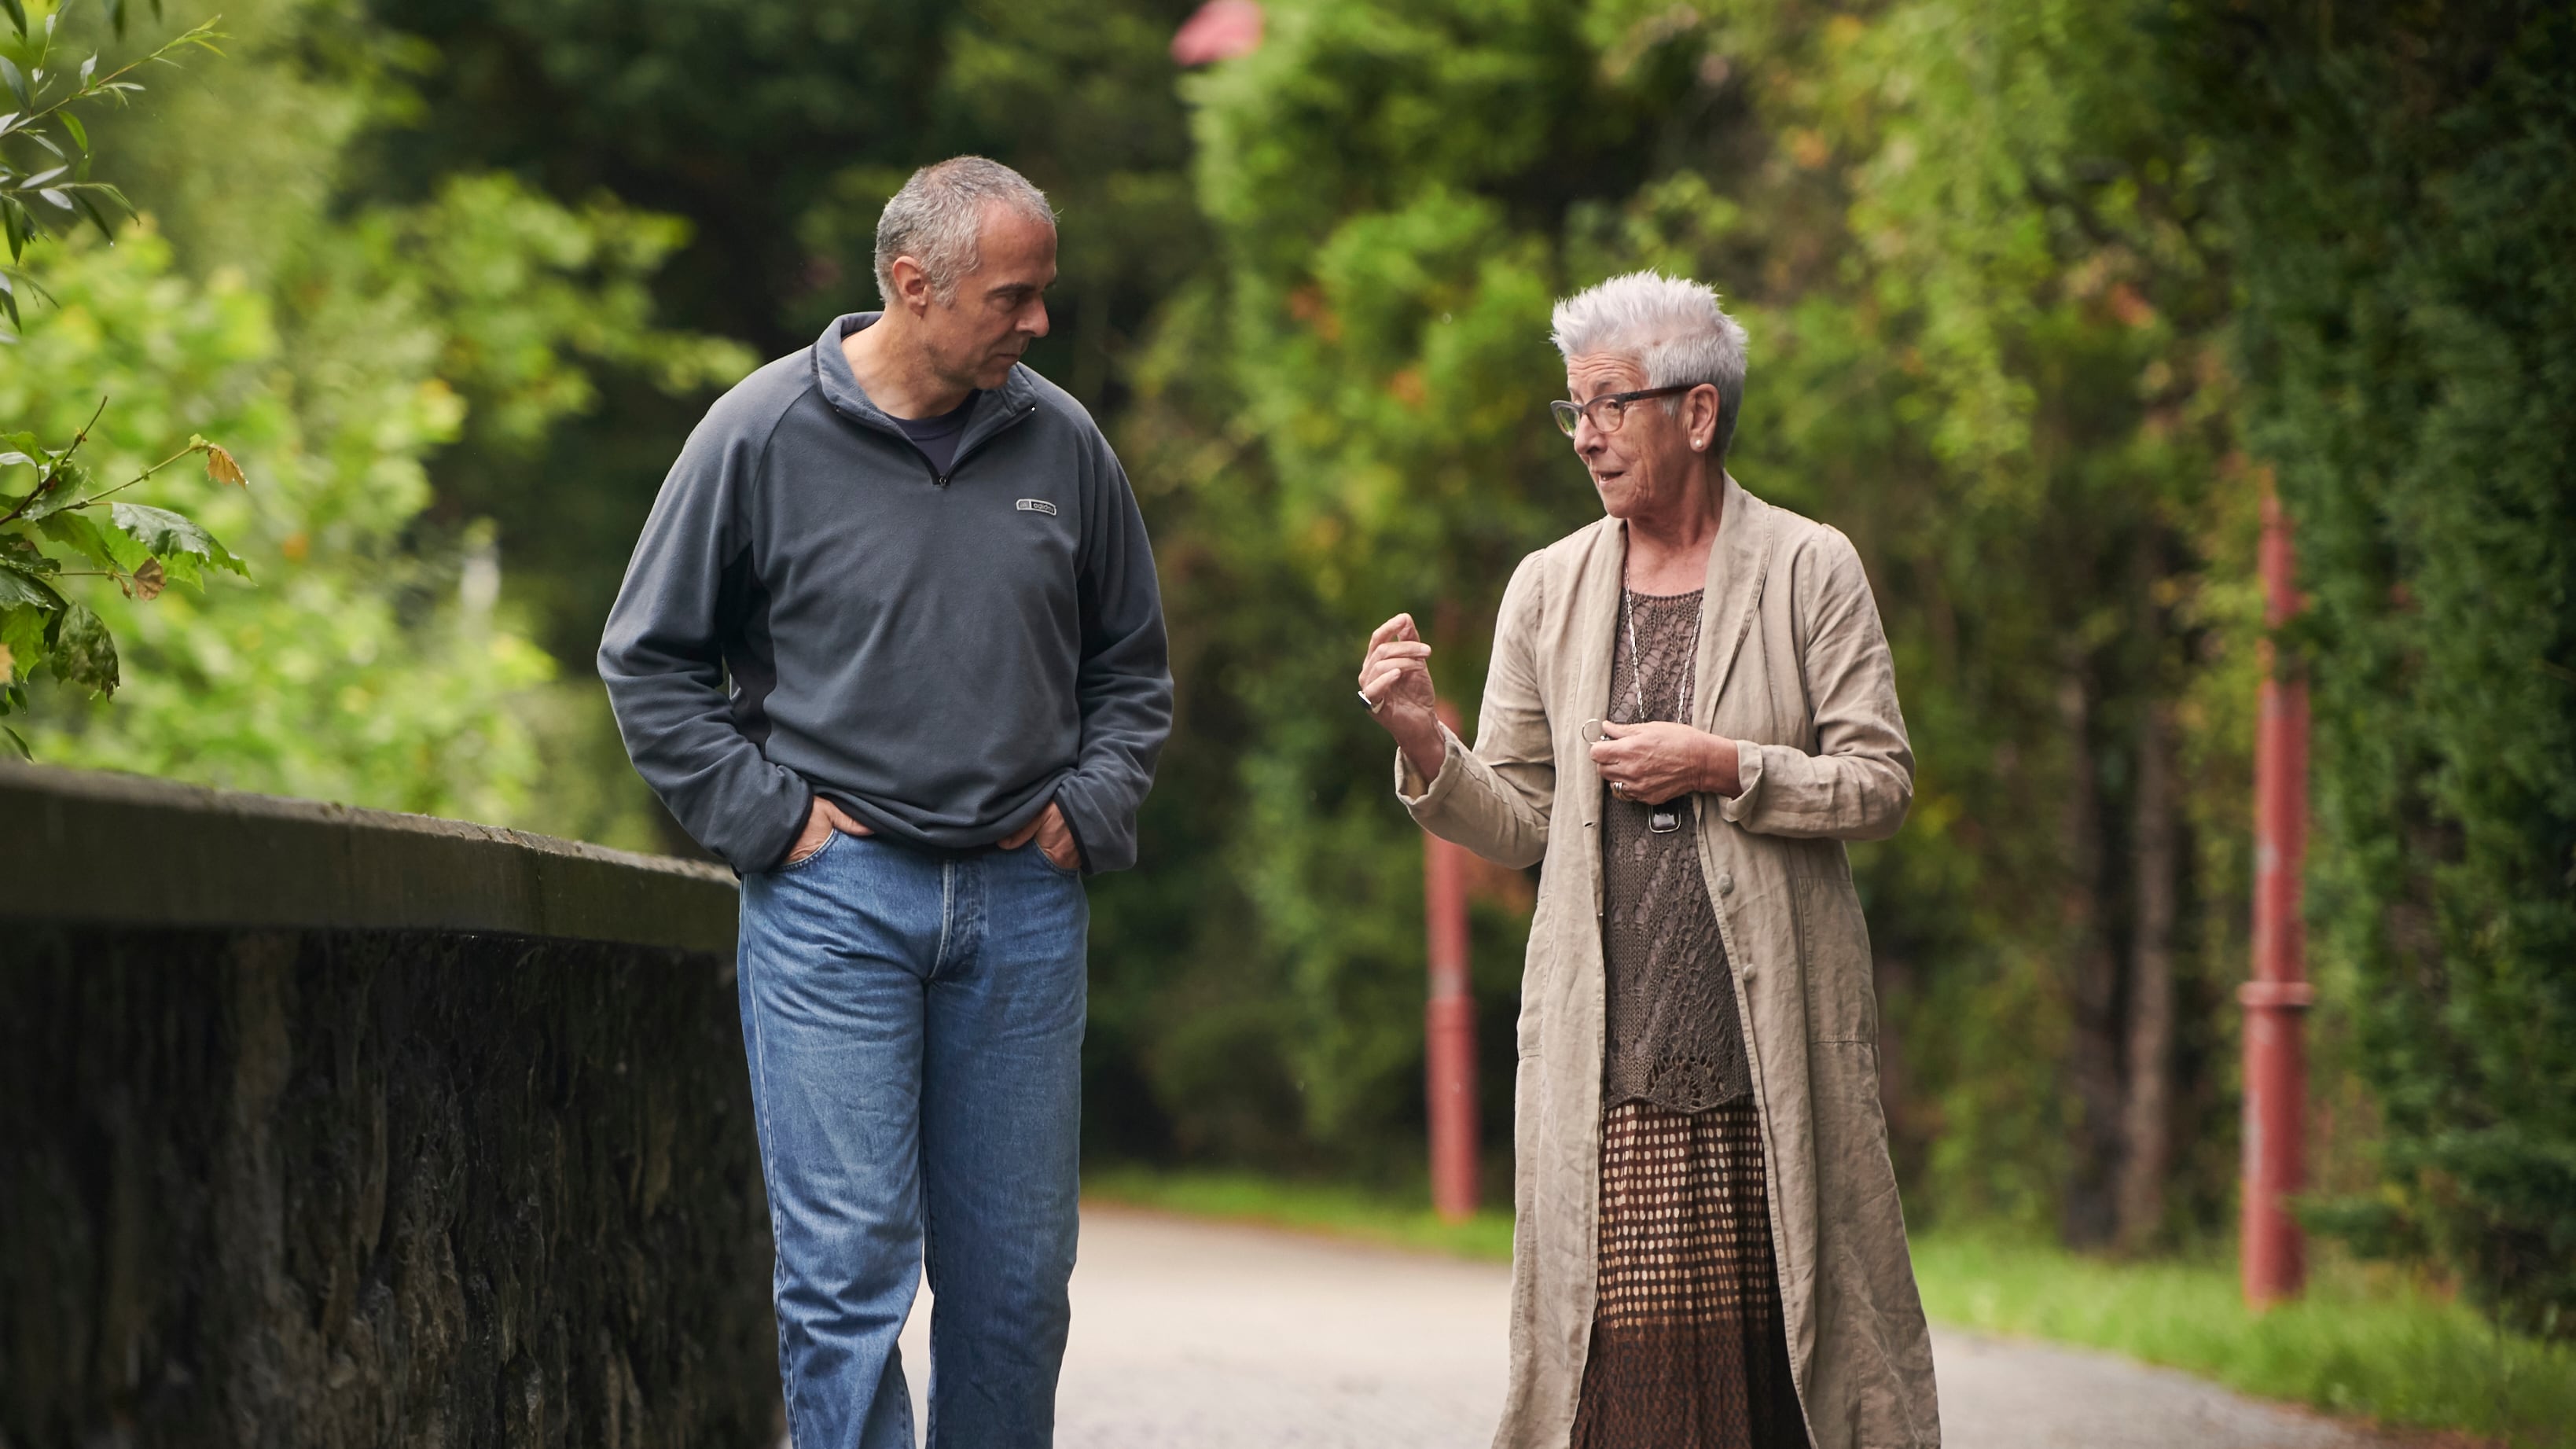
[1648,807,1681,834]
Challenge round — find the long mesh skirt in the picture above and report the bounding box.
[1568,1097,1809,1449]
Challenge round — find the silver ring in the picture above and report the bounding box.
[1357,689,1382,712]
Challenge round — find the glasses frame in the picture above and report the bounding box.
[1549,383,1700,438]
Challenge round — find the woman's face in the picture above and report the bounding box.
[1564,352,1716,521]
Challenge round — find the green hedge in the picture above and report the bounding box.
[2170,0,2576,1337]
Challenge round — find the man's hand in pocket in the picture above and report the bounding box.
[1000,802,1081,872]
[787,797,872,865]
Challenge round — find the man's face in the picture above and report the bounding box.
[917,206,1056,391]
[1566,352,1705,520]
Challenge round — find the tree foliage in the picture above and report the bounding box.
[2170,0,2576,1337]
[12,0,750,829]
[0,2,232,756]
[1111,0,2262,1233]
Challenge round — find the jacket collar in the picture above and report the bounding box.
[810,312,1040,460]
[1696,473,1773,733]
[1571,471,1773,738]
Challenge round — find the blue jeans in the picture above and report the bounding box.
[737,828,1088,1449]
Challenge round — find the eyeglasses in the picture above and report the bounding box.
[1549,384,1698,437]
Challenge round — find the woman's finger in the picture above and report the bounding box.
[1368,613,1420,649]
[1357,642,1431,687]
[1363,659,1428,698]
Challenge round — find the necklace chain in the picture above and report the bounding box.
[1620,556,1705,726]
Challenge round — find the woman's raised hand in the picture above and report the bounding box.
[1360,613,1448,782]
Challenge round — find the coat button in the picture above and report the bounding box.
[1718,871,1735,897]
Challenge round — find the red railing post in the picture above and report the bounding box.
[1424,698,1480,1222]
[2241,482,2313,1307]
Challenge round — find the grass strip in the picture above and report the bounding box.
[1084,1168,2575,1447]
[1083,1165,1514,1262]
[1911,1232,2576,1448]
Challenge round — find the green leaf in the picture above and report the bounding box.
[39,509,145,571]
[1,724,24,758]
[17,461,84,522]
[109,502,250,579]
[0,59,33,113]
[0,598,43,675]
[0,1,24,39]
[44,601,115,697]
[72,191,110,241]
[58,111,83,153]
[18,481,77,521]
[103,0,123,39]
[0,528,57,573]
[0,557,64,611]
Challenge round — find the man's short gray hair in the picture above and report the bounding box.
[1550,271,1750,458]
[873,156,1056,307]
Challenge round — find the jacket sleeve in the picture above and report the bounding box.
[1049,434,1173,874]
[1714,528,1913,841]
[1395,551,1554,870]
[597,403,812,874]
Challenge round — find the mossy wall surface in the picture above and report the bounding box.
[0,765,773,1447]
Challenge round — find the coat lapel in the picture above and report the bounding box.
[1562,517,1626,836]
[1695,473,1773,734]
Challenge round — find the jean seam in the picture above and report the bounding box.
[932,861,955,979]
[921,1159,942,1447]
[741,937,807,1444]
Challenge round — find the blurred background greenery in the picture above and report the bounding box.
[10,0,2570,1372]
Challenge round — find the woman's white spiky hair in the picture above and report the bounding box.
[1550,270,1749,458]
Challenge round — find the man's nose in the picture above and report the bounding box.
[1022,300,1051,339]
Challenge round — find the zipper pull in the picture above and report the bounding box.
[934,473,950,487]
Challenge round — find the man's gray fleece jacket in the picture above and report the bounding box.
[598,314,1171,876]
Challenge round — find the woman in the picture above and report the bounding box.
[1358,273,1939,1449]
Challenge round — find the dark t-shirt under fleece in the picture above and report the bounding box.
[892,388,979,476]
[597,313,1173,876]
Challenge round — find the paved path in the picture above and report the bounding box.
[895,1207,2403,1447]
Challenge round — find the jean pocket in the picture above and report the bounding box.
[1027,841,1082,879]
[776,828,846,874]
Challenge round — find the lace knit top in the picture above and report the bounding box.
[1600,589,1754,1114]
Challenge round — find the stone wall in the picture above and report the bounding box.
[0,765,774,1448]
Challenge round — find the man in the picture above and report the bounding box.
[600,156,1170,1449]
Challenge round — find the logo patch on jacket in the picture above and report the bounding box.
[1016,498,1058,516]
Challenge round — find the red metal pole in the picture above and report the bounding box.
[1425,698,1480,1222]
[2241,484,2313,1307]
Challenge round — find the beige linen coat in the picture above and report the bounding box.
[1396,476,1940,1449]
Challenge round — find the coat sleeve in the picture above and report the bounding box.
[1714,528,1913,841]
[1394,551,1554,870]
[1048,432,1173,875]
[597,401,813,875]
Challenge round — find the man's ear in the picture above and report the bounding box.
[888,255,934,316]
